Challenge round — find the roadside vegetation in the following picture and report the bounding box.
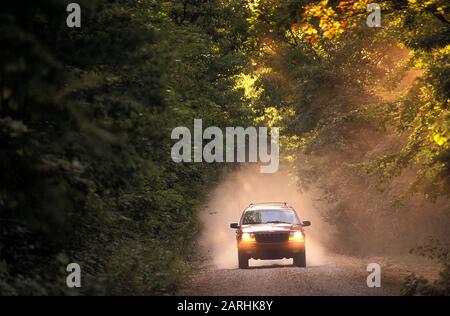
[0,0,253,295]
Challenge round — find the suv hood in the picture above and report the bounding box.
[241,223,301,233]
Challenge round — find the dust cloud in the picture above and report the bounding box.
[197,165,332,269]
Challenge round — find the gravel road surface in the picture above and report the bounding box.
[180,252,436,296]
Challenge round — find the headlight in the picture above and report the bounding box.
[241,232,255,242]
[289,230,304,242]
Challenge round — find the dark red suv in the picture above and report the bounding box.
[230,202,311,269]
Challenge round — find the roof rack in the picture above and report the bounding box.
[249,202,288,207]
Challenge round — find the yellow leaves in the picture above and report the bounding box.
[322,21,346,39]
[301,24,318,35]
[437,44,450,56]
[283,135,302,150]
[433,134,447,146]
[255,107,281,127]
[294,23,320,43]
[294,0,370,43]
[255,106,295,128]
[407,0,449,12]
[284,155,296,162]
[293,0,448,44]
[427,107,450,147]
[280,135,303,163]
[338,0,371,11]
[418,85,435,102]
[234,72,262,100]
[211,45,220,54]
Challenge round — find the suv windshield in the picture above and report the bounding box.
[242,209,300,225]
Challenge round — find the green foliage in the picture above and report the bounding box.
[402,240,450,296]
[0,0,252,295]
[246,0,450,256]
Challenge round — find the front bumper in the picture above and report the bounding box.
[238,241,305,260]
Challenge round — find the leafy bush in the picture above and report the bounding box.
[402,240,450,296]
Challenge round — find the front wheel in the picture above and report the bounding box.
[293,249,306,267]
[238,251,249,269]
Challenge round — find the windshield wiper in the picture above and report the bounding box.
[266,220,290,224]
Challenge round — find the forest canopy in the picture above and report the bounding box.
[0,0,449,295]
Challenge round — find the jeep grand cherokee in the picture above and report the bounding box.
[230,202,311,269]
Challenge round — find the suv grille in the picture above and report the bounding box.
[255,232,289,243]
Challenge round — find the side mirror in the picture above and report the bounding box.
[302,220,311,227]
[230,223,240,229]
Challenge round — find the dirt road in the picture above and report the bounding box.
[180,252,440,296]
[181,169,439,296]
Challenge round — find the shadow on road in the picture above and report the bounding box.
[244,264,291,270]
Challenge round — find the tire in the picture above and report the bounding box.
[238,252,249,269]
[293,249,306,267]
